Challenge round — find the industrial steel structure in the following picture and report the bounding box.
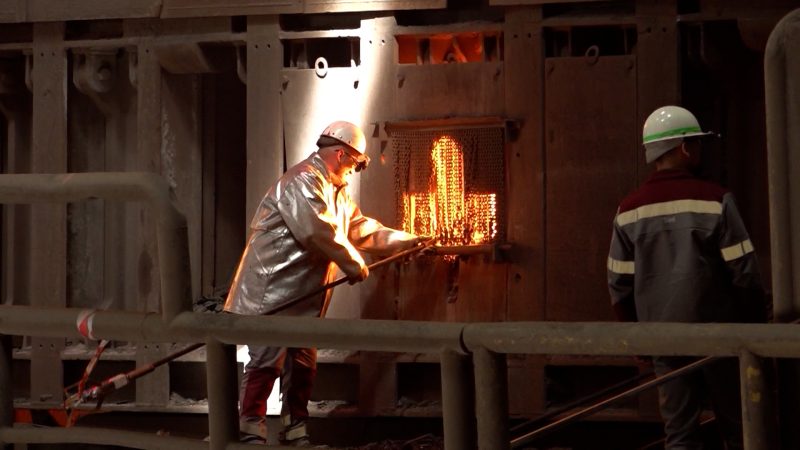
[1,0,800,449]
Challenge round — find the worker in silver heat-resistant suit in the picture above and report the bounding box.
[224,120,424,446]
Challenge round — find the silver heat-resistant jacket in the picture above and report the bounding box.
[224,152,418,317]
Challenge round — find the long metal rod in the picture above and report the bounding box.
[69,343,205,407]
[510,371,654,436]
[266,240,434,315]
[510,356,717,448]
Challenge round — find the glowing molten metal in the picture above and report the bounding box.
[401,136,497,246]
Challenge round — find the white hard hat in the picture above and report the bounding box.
[317,121,370,171]
[318,121,367,155]
[642,105,714,163]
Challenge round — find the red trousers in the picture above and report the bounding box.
[239,346,317,422]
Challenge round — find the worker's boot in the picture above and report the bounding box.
[279,363,316,446]
[278,418,311,447]
[239,418,267,444]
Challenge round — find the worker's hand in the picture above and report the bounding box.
[410,236,436,256]
[347,265,369,284]
[414,235,434,246]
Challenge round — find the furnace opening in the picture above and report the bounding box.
[391,125,505,247]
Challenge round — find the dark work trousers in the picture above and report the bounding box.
[239,345,317,423]
[653,356,743,450]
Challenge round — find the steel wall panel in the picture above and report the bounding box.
[0,0,16,22]
[544,55,637,322]
[161,0,301,18]
[395,63,505,120]
[304,0,444,13]
[12,0,161,22]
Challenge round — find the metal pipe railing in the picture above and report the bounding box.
[461,321,800,358]
[440,349,475,450]
[3,306,800,449]
[473,347,509,450]
[5,306,800,358]
[765,7,800,322]
[0,171,797,449]
[0,172,192,322]
[205,341,240,450]
[739,350,773,450]
[0,305,468,353]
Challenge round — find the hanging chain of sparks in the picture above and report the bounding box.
[401,135,497,246]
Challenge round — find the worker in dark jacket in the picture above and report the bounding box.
[607,106,765,450]
[225,121,424,445]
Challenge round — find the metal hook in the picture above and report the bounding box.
[585,45,600,65]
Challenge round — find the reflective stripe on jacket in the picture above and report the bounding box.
[607,169,763,323]
[225,152,417,317]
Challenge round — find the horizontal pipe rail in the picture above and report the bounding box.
[462,321,800,358]
[2,306,800,358]
[0,172,191,322]
[0,306,467,354]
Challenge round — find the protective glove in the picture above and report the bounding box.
[413,236,437,256]
[347,264,369,285]
[415,235,434,245]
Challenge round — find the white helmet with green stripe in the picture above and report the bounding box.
[642,105,714,163]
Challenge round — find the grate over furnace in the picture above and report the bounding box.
[392,126,505,246]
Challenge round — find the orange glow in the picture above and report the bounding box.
[402,136,498,246]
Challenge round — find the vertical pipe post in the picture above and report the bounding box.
[740,351,770,450]
[205,340,239,450]
[0,335,12,450]
[474,347,509,450]
[765,9,800,449]
[441,350,476,450]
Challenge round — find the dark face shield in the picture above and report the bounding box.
[342,150,370,172]
[353,156,369,172]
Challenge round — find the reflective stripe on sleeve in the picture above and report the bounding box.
[616,199,722,226]
[607,256,635,275]
[720,239,754,262]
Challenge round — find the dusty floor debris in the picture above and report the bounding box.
[349,433,443,449]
